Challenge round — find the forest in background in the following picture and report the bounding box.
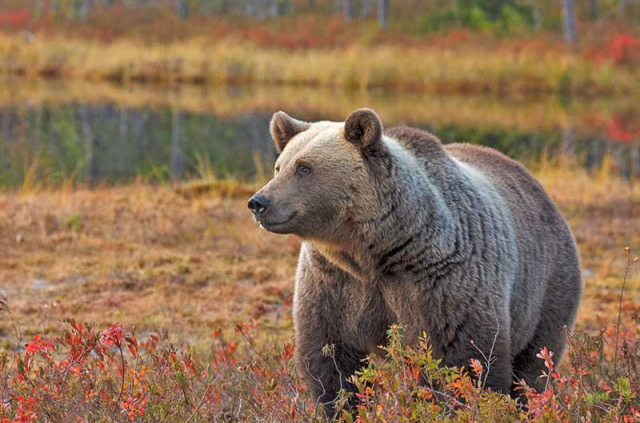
[1,0,639,41]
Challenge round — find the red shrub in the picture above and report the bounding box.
[0,9,31,28]
[0,253,638,421]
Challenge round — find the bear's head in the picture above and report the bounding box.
[248,108,386,241]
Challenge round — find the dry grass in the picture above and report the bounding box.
[0,163,638,349]
[0,33,637,97]
[534,161,640,331]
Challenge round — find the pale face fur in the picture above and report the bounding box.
[253,121,377,241]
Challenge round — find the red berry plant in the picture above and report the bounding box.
[0,250,638,422]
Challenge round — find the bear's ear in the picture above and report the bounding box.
[270,111,310,153]
[344,108,383,151]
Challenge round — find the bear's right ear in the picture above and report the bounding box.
[270,111,310,153]
[344,108,383,152]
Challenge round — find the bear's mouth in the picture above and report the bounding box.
[259,211,298,232]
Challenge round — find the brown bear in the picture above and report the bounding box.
[248,108,582,411]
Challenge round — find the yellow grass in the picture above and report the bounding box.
[0,163,638,349]
[0,33,636,96]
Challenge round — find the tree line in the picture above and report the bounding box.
[9,0,640,44]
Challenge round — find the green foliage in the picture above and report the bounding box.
[585,390,610,405]
[462,6,492,31]
[416,0,533,34]
[63,213,83,232]
[499,4,529,34]
[556,69,573,96]
[415,10,456,33]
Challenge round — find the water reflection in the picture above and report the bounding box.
[0,104,275,187]
[0,80,638,188]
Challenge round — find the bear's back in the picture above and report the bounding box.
[443,142,565,228]
[386,127,580,355]
[385,126,564,230]
[384,126,448,162]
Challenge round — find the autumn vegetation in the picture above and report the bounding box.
[0,1,639,421]
[1,159,639,421]
[0,30,638,97]
[0,2,639,96]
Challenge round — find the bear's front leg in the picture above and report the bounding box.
[295,338,367,411]
[293,246,390,415]
[294,285,371,414]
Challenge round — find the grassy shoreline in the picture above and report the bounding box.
[1,33,638,97]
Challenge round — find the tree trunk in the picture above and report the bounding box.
[561,126,576,159]
[630,144,639,179]
[617,0,628,19]
[80,106,94,187]
[342,0,353,21]
[170,108,184,180]
[218,0,230,15]
[34,0,46,18]
[174,0,189,20]
[448,0,460,27]
[268,0,278,18]
[561,0,577,45]
[378,0,388,28]
[245,0,257,19]
[360,0,373,19]
[531,0,542,31]
[589,0,598,20]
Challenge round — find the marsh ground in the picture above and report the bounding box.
[1,163,638,351]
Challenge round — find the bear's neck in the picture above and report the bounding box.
[310,137,460,283]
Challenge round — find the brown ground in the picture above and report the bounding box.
[0,164,638,350]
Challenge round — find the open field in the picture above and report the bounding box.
[0,160,639,420]
[1,162,638,345]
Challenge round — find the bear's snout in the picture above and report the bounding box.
[248,194,270,216]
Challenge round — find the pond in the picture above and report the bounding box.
[0,78,638,189]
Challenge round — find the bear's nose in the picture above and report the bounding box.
[248,194,270,216]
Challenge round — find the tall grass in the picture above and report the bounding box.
[0,34,637,96]
[171,151,263,200]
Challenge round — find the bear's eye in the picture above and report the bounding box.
[275,165,280,174]
[295,164,311,176]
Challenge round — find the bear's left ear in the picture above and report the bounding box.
[344,108,383,152]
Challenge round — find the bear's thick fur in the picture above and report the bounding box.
[249,108,582,410]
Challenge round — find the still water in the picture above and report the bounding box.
[0,79,638,188]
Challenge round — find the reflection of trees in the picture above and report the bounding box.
[561,126,575,158]
[170,108,184,180]
[79,105,94,186]
[421,123,639,178]
[0,103,638,189]
[0,103,279,188]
